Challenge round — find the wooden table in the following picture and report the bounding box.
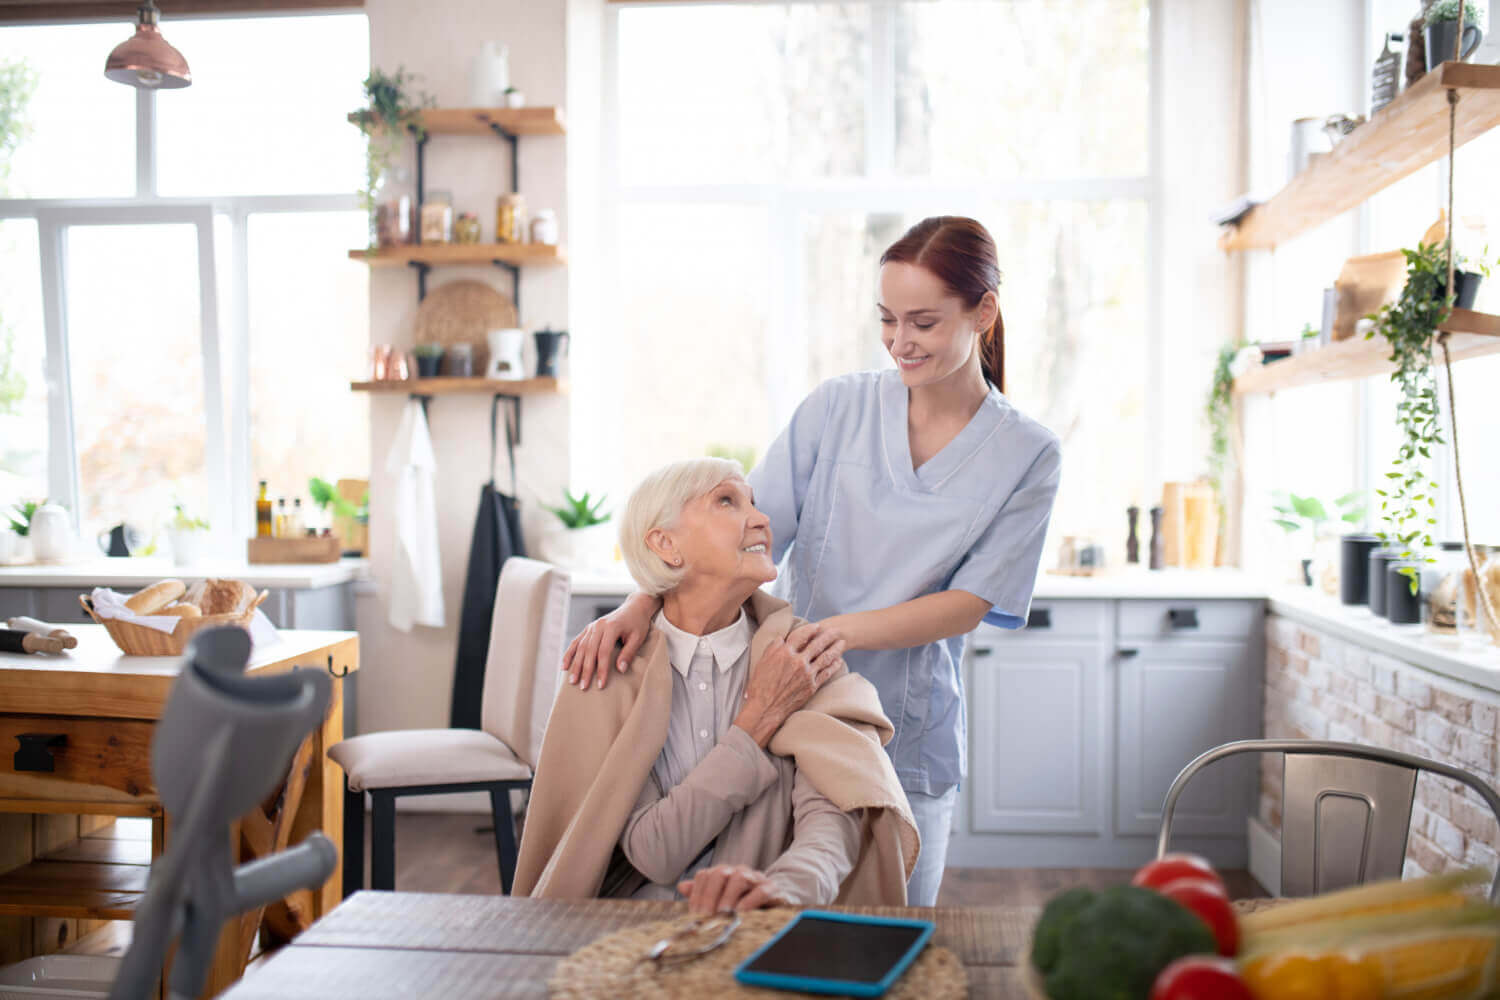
[219,892,1041,998]
[0,625,359,993]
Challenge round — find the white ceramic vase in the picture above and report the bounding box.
[168,527,207,566]
[28,503,73,563]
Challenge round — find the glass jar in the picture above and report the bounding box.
[420,190,453,245]
[454,212,482,244]
[375,195,412,248]
[496,192,526,244]
[1427,542,1470,645]
[530,208,558,246]
[444,342,475,377]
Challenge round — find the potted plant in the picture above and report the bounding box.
[539,489,615,571]
[1425,0,1485,69]
[502,85,524,109]
[349,67,432,250]
[166,502,209,567]
[309,477,368,554]
[1273,491,1368,586]
[411,341,444,377]
[1,499,36,564]
[1445,248,1489,309]
[1292,322,1320,355]
[1367,240,1451,593]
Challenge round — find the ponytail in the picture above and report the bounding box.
[981,311,1005,394]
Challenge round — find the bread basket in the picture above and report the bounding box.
[79,591,268,657]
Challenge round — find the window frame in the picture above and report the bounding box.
[0,23,361,547]
[587,0,1160,499]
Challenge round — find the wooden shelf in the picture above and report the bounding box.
[1233,309,1500,395]
[351,376,567,395]
[348,243,566,268]
[1221,63,1500,251]
[347,106,566,137]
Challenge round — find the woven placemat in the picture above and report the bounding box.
[548,908,967,999]
[413,279,518,366]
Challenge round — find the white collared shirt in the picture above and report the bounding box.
[649,608,754,796]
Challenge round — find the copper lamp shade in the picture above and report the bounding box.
[104,1,191,90]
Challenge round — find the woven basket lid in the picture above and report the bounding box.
[413,279,518,353]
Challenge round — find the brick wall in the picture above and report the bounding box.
[1262,615,1500,878]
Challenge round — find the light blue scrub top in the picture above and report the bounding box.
[748,370,1061,796]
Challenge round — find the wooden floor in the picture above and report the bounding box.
[359,811,1271,906]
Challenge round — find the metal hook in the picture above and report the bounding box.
[327,654,350,679]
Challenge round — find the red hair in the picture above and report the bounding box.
[879,216,1005,393]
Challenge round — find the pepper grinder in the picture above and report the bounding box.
[1126,506,1140,564]
[1148,506,1165,570]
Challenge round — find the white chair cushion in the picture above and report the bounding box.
[329,729,532,792]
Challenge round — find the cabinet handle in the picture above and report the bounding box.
[1026,608,1052,630]
[14,733,66,773]
[1117,648,1139,659]
[1168,607,1199,630]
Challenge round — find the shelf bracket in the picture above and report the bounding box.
[494,392,522,446]
[491,259,520,313]
[487,121,519,192]
[408,261,431,300]
[409,127,429,215]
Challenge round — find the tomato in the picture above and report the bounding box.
[1150,955,1253,1000]
[1132,853,1227,893]
[1156,877,1239,956]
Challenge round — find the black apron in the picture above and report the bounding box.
[449,396,527,729]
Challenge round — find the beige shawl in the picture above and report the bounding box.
[514,590,918,905]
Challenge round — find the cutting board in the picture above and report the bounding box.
[1333,251,1406,341]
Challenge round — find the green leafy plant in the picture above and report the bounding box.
[1367,240,1451,591]
[309,477,368,524]
[1205,344,1238,513]
[1299,322,1319,340]
[7,499,37,536]
[706,443,757,474]
[1271,492,1368,538]
[349,67,433,249]
[411,342,444,359]
[169,502,209,532]
[1425,0,1484,25]
[548,490,611,529]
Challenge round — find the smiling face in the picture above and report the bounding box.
[646,475,776,594]
[878,261,995,389]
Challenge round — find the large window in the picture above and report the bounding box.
[0,14,368,553]
[588,0,1153,556]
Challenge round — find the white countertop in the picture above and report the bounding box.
[570,567,1270,600]
[0,624,357,676]
[0,557,370,590]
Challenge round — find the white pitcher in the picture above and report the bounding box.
[29,503,73,563]
[486,328,526,380]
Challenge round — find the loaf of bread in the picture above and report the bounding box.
[125,579,185,615]
[184,578,256,616]
[158,603,201,619]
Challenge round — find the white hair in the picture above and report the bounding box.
[620,457,745,596]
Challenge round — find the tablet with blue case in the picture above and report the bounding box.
[733,910,935,997]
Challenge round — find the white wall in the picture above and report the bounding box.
[358,0,572,741]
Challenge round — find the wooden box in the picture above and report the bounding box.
[247,536,342,564]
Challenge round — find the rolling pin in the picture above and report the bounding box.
[0,626,78,654]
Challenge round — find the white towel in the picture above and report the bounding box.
[385,398,445,631]
[88,587,181,634]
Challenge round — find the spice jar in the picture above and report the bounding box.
[376,195,412,248]
[530,208,558,246]
[454,212,482,244]
[420,190,453,245]
[496,192,526,244]
[444,342,475,377]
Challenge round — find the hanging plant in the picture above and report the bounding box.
[349,67,432,249]
[1366,239,1450,592]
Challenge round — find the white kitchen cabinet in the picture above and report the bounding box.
[952,597,1264,869]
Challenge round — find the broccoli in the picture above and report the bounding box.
[1030,885,1218,1000]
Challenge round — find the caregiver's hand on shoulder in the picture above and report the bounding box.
[561,592,659,689]
[677,865,790,914]
[734,636,846,747]
[787,617,855,675]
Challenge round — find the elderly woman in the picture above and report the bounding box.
[515,458,918,911]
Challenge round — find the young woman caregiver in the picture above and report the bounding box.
[562,216,1062,906]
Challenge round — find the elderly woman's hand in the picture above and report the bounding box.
[677,864,790,914]
[732,635,846,748]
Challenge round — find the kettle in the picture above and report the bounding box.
[29,503,74,564]
[533,328,569,378]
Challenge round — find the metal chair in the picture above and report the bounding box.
[109,627,337,1000]
[330,558,570,894]
[1158,738,1500,902]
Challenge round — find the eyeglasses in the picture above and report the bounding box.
[640,911,742,970]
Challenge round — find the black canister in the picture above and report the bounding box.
[1386,561,1423,624]
[1368,549,1398,618]
[1340,534,1381,605]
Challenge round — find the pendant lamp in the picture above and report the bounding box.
[104,1,191,90]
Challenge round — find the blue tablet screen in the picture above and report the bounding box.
[740,914,927,983]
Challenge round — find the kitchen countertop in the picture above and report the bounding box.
[0,556,370,590]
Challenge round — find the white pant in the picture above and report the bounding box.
[905,785,958,907]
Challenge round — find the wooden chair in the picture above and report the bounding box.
[330,558,570,894]
[1157,738,1500,901]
